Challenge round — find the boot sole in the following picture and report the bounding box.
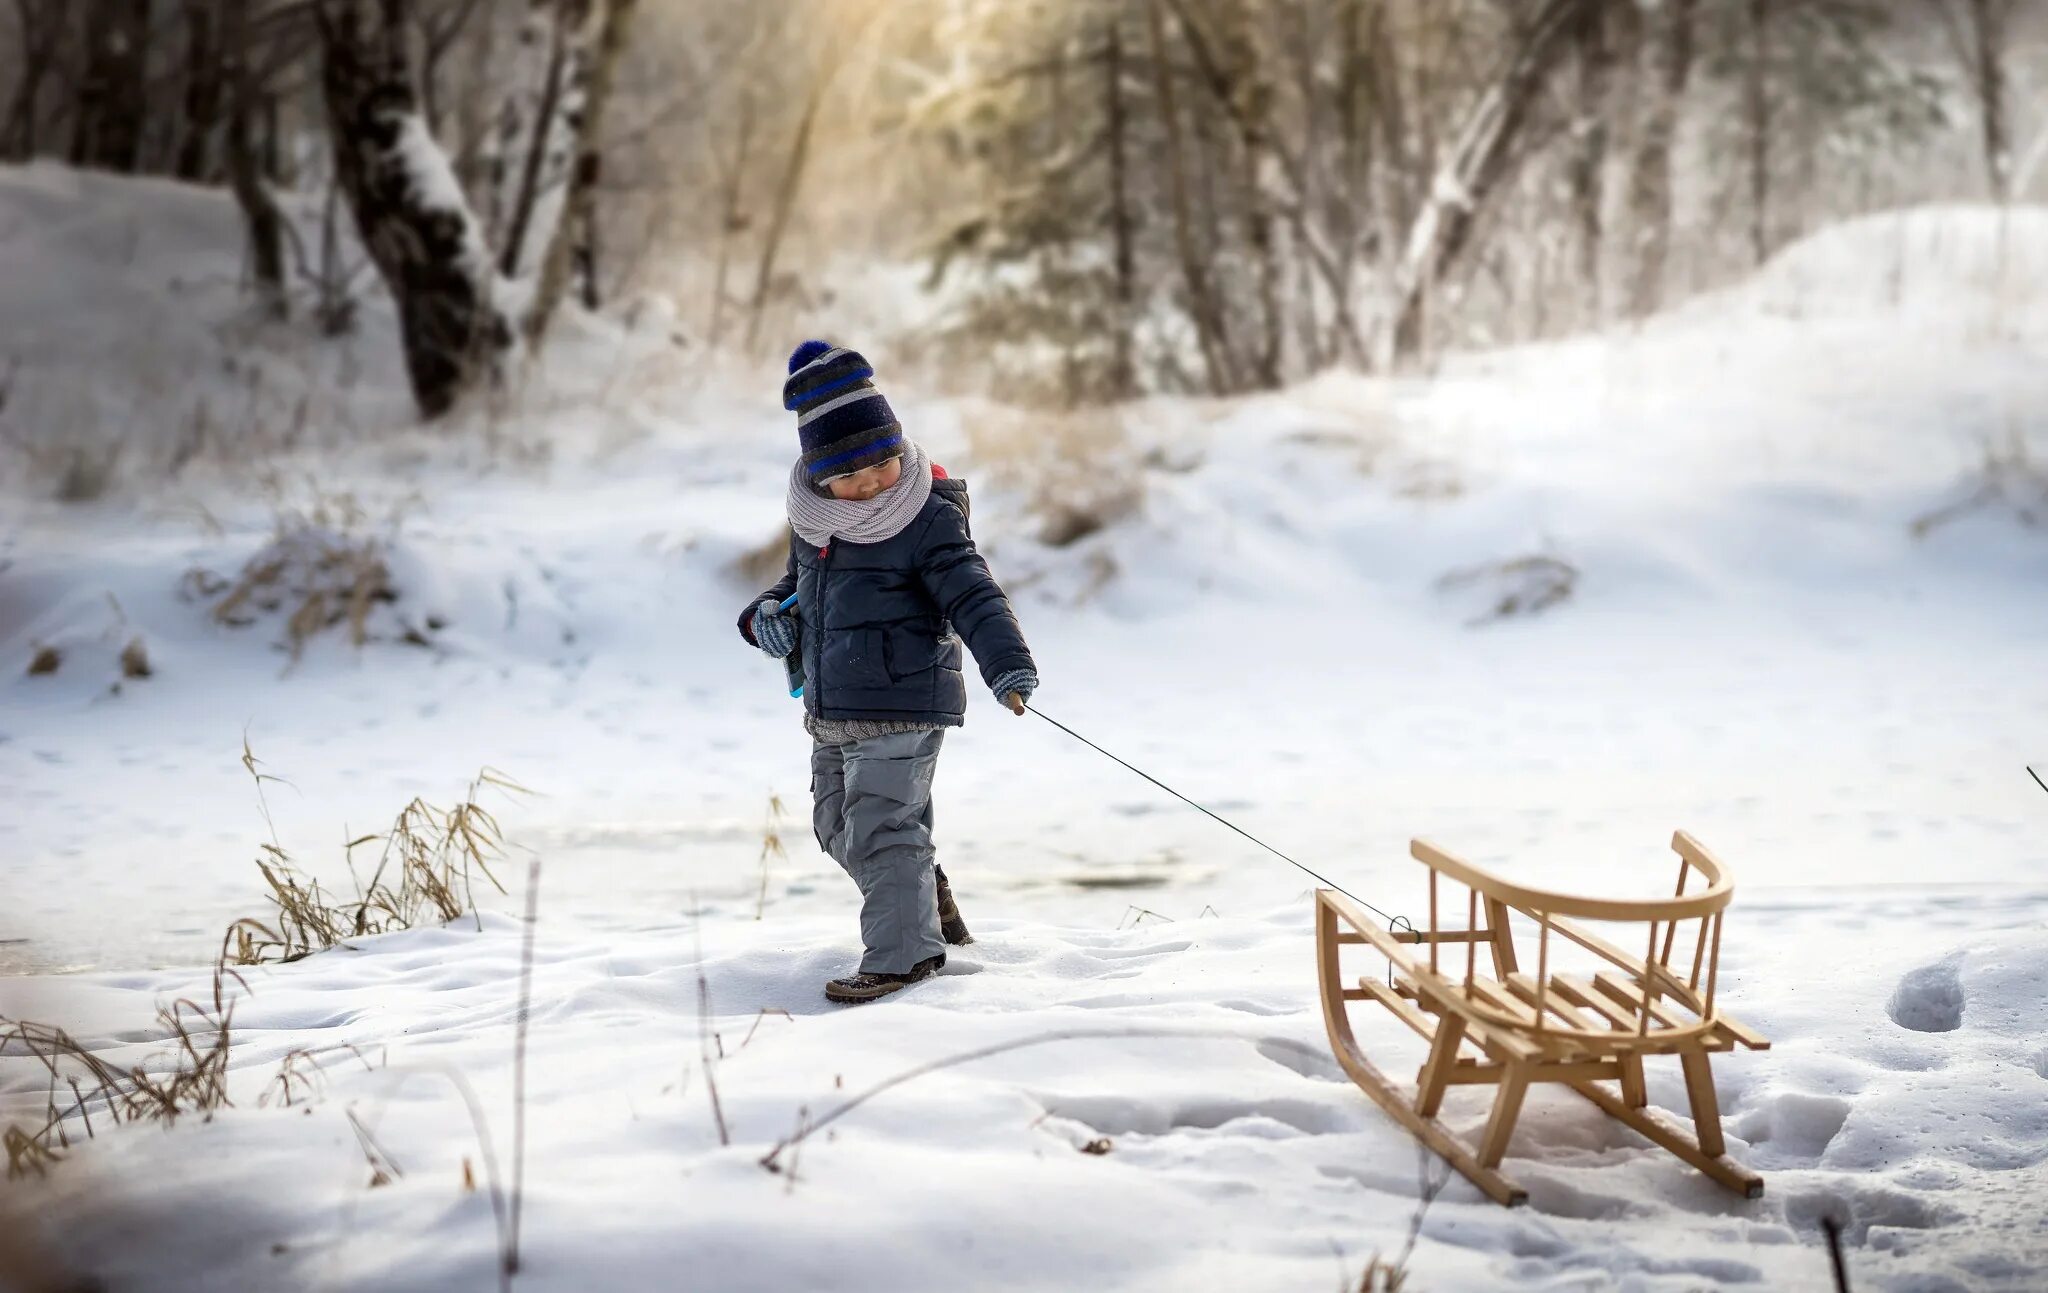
[824,958,943,1004]
[824,979,908,1004]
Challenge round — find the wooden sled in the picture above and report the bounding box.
[1316,832,1770,1207]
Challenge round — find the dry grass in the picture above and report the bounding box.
[1911,429,2048,537]
[1,745,529,1271]
[1436,553,1578,625]
[118,636,151,679]
[965,405,1144,549]
[1,963,240,1181]
[195,487,420,666]
[223,743,528,966]
[734,524,795,590]
[346,1109,404,1189]
[260,1048,330,1110]
[1353,1255,1412,1292]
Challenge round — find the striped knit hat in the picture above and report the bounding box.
[783,340,903,491]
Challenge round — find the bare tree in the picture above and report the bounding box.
[417,0,488,134]
[1566,2,1618,317]
[317,0,509,417]
[2,0,67,159]
[499,0,589,281]
[1624,0,1698,319]
[1926,0,2014,201]
[705,89,755,348]
[1147,0,1236,394]
[525,0,637,342]
[1103,13,1137,398]
[71,0,153,171]
[1376,0,1592,367]
[1744,0,1772,266]
[174,0,227,181]
[223,0,290,318]
[742,11,877,353]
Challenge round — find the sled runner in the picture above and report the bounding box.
[1315,831,1769,1207]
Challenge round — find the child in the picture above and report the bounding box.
[738,340,1038,1004]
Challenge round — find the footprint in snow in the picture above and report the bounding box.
[1887,953,1965,1033]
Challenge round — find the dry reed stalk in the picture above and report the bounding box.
[754,793,788,920]
[693,904,730,1147]
[261,1049,329,1109]
[345,1109,404,1189]
[1,959,241,1177]
[354,1064,513,1293]
[225,749,529,966]
[508,856,542,1277]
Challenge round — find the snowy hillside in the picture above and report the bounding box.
[3,169,2046,1291]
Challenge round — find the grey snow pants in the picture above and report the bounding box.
[809,728,948,976]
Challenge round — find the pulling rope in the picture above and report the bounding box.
[1023,703,1402,926]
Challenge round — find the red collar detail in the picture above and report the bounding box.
[930,463,949,480]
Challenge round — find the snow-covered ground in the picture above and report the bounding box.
[3,168,2046,1290]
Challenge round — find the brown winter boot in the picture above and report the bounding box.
[824,955,944,1004]
[934,864,973,946]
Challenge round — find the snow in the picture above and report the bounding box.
[4,168,2048,1290]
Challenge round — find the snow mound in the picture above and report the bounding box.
[1718,204,2048,322]
[0,164,411,493]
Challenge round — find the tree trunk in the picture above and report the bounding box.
[222,0,287,318]
[176,1,227,181]
[742,74,827,353]
[450,0,502,203]
[1565,2,1616,319]
[1216,2,1282,388]
[499,0,590,281]
[706,91,754,348]
[2,1,61,160]
[1377,0,1590,368]
[1146,0,1233,395]
[1336,0,1377,258]
[72,0,152,172]
[479,2,562,248]
[1365,2,1413,253]
[317,0,509,418]
[1623,0,1696,320]
[1966,0,2011,201]
[1104,16,1137,398]
[419,0,489,137]
[1745,0,1771,266]
[525,0,635,345]
[574,204,600,310]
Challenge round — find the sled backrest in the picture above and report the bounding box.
[1396,831,1743,1054]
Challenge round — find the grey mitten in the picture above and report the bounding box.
[989,667,1037,713]
[750,600,797,658]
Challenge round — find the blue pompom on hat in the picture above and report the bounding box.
[783,339,903,492]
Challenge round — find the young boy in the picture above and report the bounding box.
[738,340,1038,1004]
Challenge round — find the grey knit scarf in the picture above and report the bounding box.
[785,438,932,546]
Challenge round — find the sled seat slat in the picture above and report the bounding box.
[1354,976,1436,1040]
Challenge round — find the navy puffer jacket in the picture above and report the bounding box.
[739,476,1034,726]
